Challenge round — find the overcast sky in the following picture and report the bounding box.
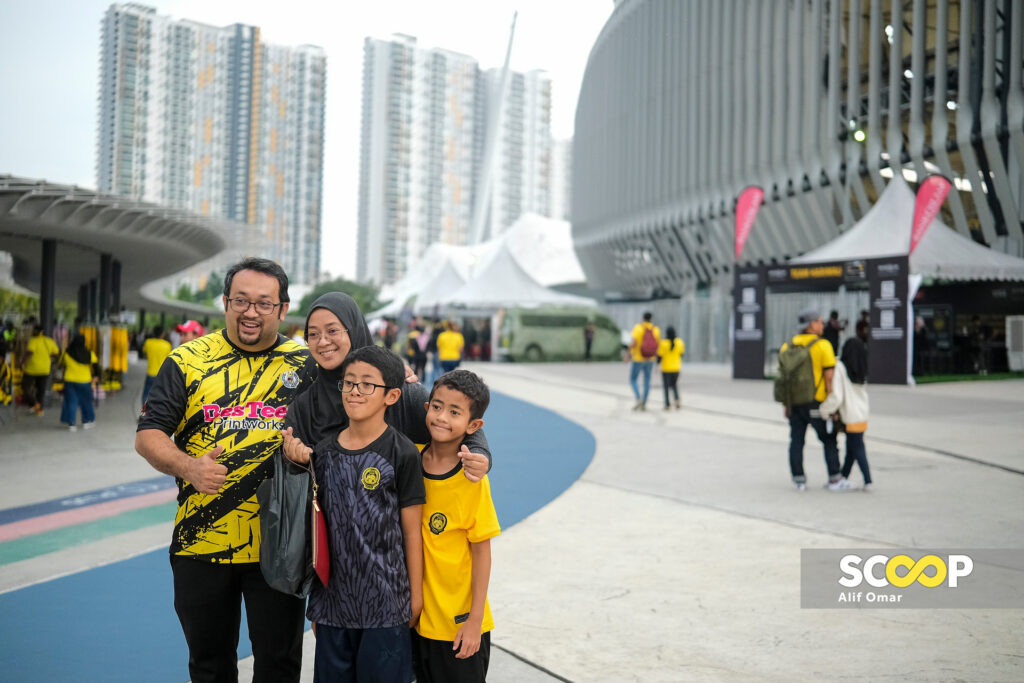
[0,0,613,280]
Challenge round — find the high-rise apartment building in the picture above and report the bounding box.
[96,3,326,284]
[357,35,553,286]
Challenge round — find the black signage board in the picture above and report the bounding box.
[764,260,869,292]
[733,265,766,379]
[867,256,909,384]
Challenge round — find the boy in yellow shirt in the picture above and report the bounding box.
[414,369,500,682]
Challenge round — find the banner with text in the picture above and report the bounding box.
[734,186,764,261]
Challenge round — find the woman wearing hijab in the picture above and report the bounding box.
[60,334,98,431]
[283,292,491,475]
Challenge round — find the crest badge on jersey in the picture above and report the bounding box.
[280,370,300,389]
[429,512,448,535]
[361,467,381,490]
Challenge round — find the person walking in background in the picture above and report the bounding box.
[658,326,684,410]
[820,332,872,490]
[175,320,205,345]
[855,309,870,343]
[437,320,465,373]
[777,308,846,491]
[583,322,596,361]
[135,257,316,682]
[59,333,98,431]
[140,326,171,410]
[823,310,845,354]
[627,312,660,411]
[20,324,59,416]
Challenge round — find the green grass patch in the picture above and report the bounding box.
[913,371,1024,384]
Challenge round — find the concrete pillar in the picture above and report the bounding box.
[40,239,57,335]
[99,253,112,323]
[111,259,122,317]
[88,279,98,324]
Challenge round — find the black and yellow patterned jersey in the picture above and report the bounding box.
[138,329,317,563]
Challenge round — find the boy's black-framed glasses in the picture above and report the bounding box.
[225,297,282,316]
[339,379,390,395]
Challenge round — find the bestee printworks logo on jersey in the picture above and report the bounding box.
[202,401,288,430]
[800,549,1024,609]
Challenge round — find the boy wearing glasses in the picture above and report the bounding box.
[282,344,425,681]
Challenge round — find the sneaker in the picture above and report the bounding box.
[827,477,853,491]
[664,405,671,411]
[862,483,872,492]
[795,482,807,491]
[674,399,682,409]
[631,401,642,411]
[67,425,78,432]
[82,422,95,430]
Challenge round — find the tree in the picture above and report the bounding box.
[296,277,381,318]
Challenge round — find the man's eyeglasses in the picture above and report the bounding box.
[226,298,282,316]
[339,379,390,395]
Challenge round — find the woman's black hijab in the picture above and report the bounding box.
[285,292,374,444]
[66,334,91,365]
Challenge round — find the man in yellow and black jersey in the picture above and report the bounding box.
[136,257,316,683]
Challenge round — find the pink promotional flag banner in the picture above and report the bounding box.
[735,186,764,261]
[909,174,952,254]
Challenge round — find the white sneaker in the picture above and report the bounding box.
[794,482,807,491]
[862,483,872,492]
[82,422,95,430]
[67,425,77,432]
[827,477,852,491]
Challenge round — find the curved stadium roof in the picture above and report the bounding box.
[0,174,226,316]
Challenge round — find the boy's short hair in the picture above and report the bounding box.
[430,369,490,420]
[341,345,405,389]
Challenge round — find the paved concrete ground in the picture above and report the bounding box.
[2,358,1022,682]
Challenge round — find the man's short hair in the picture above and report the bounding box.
[223,257,290,303]
[430,369,490,420]
[642,312,652,322]
[341,345,405,389]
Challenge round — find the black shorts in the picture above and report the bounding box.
[412,630,490,683]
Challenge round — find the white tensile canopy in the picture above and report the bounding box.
[792,175,1024,281]
[370,213,591,318]
[443,246,597,310]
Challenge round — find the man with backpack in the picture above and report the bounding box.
[775,308,847,491]
[627,312,661,411]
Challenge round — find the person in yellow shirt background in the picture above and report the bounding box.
[141,326,172,410]
[658,326,685,410]
[59,334,99,431]
[627,312,661,411]
[21,324,59,416]
[436,321,465,374]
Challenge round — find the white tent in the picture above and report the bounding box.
[413,260,468,314]
[443,246,597,310]
[793,175,1024,281]
[370,213,590,319]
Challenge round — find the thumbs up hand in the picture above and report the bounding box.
[188,444,228,495]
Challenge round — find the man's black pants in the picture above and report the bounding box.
[171,555,305,683]
[788,402,841,483]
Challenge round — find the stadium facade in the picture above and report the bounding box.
[572,0,1024,306]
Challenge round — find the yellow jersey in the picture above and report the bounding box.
[417,466,501,641]
[658,338,685,373]
[436,330,464,361]
[24,335,59,375]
